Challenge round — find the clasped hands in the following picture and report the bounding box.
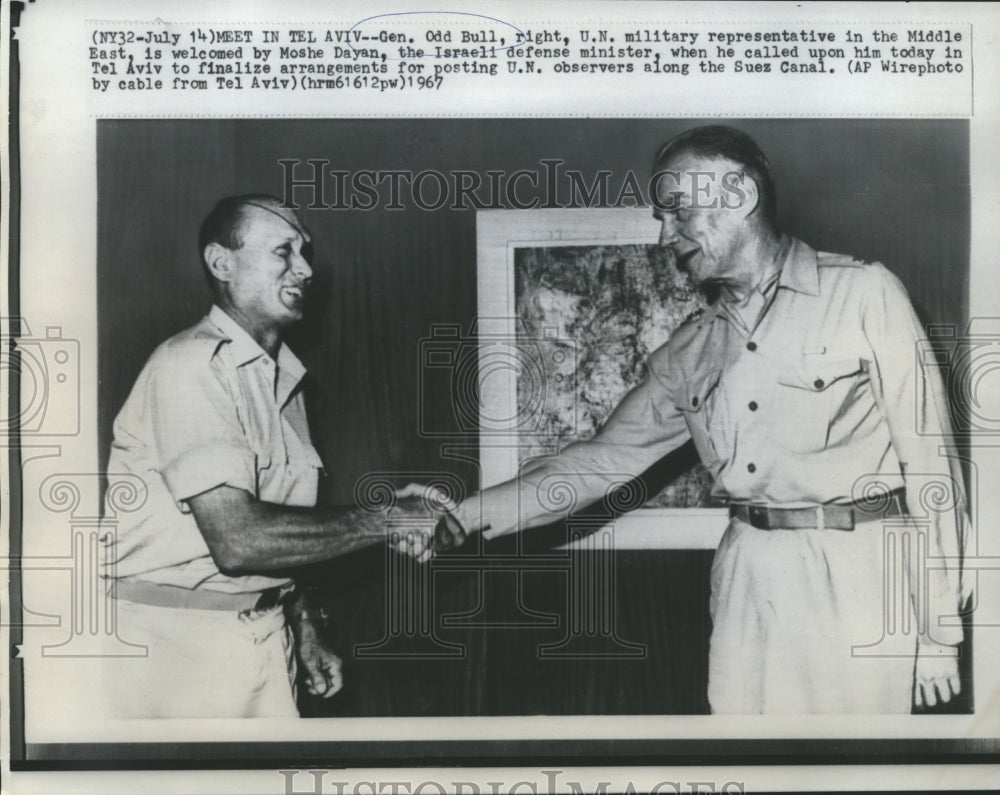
[387,483,470,562]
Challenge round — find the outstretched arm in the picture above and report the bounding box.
[188,484,443,573]
[394,348,692,559]
[459,352,692,540]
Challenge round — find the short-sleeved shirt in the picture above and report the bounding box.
[102,306,324,594]
[479,238,968,642]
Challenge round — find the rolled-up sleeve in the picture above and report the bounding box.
[480,350,691,538]
[148,351,258,510]
[862,264,969,646]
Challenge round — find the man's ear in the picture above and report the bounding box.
[203,242,234,283]
[722,169,760,220]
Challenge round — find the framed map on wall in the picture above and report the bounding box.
[476,209,727,548]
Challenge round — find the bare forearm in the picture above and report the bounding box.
[459,446,647,539]
[237,502,386,569]
[189,486,389,574]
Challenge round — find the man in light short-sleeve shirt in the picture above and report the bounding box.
[101,195,453,717]
[430,127,971,713]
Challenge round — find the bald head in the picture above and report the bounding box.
[653,126,777,225]
[199,194,309,273]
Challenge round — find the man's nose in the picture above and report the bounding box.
[291,251,313,280]
[658,216,679,247]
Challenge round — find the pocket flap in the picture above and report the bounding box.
[777,357,862,391]
[677,369,722,411]
[303,442,324,468]
[251,442,272,470]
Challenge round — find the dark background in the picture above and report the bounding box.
[98,119,970,716]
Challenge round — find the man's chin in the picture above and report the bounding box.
[278,295,306,318]
[677,265,720,296]
[272,307,305,329]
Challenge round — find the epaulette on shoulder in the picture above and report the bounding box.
[156,322,226,365]
[817,251,879,269]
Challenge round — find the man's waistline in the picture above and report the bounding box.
[110,579,295,613]
[728,489,906,531]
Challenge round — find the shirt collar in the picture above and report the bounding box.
[206,305,307,384]
[697,236,819,327]
[775,237,820,296]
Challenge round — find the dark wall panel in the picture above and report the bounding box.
[97,121,238,461]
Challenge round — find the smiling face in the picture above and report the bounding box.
[652,152,757,289]
[205,200,313,343]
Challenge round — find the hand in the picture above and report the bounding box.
[914,643,961,709]
[296,629,344,699]
[284,591,344,699]
[390,483,467,561]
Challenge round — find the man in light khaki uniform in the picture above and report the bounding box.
[101,195,450,717]
[433,127,970,713]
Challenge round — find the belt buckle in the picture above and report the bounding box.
[748,503,768,529]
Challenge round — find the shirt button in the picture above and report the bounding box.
[747,462,756,473]
[692,395,699,407]
[748,401,758,411]
[746,341,757,352]
[813,378,824,389]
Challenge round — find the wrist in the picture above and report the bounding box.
[455,497,485,535]
[917,636,959,654]
[363,506,393,541]
[292,606,330,634]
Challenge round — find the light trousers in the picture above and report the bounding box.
[102,598,298,718]
[708,517,917,713]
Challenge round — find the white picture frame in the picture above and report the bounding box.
[476,209,728,550]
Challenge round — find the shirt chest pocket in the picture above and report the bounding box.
[773,356,863,453]
[287,441,324,506]
[244,410,324,502]
[299,441,325,473]
[263,438,324,506]
[269,427,324,478]
[676,369,723,466]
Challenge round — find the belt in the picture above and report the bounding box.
[728,489,906,531]
[111,579,294,613]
